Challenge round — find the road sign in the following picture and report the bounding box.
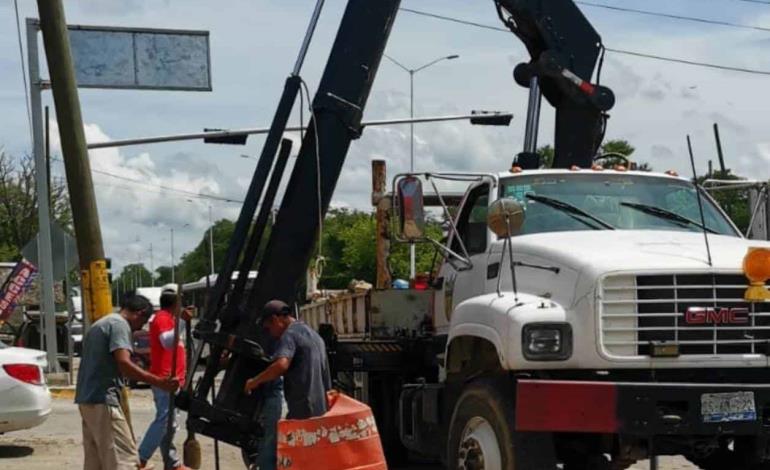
[68,25,211,91]
[22,222,79,281]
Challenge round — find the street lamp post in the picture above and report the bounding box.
[383,52,459,280]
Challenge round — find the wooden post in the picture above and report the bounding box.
[372,160,391,290]
[37,0,112,322]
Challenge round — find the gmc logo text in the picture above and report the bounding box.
[684,307,750,325]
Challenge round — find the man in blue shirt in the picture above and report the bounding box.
[244,299,331,420]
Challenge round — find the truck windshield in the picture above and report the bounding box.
[500,173,738,236]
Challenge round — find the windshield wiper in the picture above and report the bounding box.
[525,194,615,230]
[619,201,719,234]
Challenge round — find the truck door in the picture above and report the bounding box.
[433,182,492,334]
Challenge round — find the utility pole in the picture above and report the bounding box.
[36,0,112,326]
[209,205,215,275]
[171,228,176,284]
[150,243,155,287]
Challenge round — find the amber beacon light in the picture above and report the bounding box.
[743,247,770,302]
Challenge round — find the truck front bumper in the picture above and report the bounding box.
[515,379,770,436]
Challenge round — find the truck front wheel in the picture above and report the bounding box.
[447,380,516,470]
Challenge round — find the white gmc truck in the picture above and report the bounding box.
[303,165,770,469]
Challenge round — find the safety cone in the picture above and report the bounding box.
[277,391,387,470]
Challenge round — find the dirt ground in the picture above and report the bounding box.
[0,389,244,469]
[0,390,701,469]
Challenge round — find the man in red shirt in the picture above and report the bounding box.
[139,290,191,470]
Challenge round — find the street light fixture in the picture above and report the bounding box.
[384,52,459,280]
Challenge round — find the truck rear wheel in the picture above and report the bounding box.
[447,380,516,470]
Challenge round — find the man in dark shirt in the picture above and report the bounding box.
[244,300,331,419]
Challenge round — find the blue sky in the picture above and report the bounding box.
[1,0,770,274]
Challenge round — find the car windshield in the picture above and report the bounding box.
[500,173,738,236]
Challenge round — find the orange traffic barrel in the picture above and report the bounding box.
[277,391,387,470]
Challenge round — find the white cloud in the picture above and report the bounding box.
[6,0,770,278]
[48,121,237,274]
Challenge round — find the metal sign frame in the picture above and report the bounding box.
[67,23,212,91]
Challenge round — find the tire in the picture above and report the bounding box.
[447,379,517,470]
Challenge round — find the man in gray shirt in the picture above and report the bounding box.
[244,300,331,419]
[76,294,179,470]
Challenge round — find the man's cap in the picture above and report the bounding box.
[259,299,291,324]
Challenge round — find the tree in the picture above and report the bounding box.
[537,140,651,171]
[698,169,750,233]
[178,219,239,283]
[598,139,636,169]
[537,145,554,168]
[314,209,441,289]
[114,263,153,292]
[0,150,72,260]
[155,266,173,285]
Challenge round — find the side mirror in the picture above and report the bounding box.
[487,198,525,237]
[397,176,426,240]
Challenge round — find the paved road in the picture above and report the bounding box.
[0,391,700,469]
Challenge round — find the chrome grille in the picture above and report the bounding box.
[600,273,770,357]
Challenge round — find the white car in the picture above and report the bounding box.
[0,342,52,433]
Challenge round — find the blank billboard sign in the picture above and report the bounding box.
[68,25,211,91]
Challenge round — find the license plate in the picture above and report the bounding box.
[701,391,757,423]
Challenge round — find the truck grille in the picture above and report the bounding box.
[600,273,770,357]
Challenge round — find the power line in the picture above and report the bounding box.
[604,47,770,75]
[400,7,508,33]
[398,7,770,76]
[576,1,770,33]
[735,0,770,5]
[13,0,33,149]
[51,157,244,204]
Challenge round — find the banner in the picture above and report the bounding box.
[0,260,38,321]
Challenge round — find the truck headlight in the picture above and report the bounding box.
[522,323,572,361]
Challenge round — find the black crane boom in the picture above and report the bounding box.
[180,0,616,454]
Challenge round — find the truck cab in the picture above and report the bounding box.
[386,167,770,469]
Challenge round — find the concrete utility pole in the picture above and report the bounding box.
[36,0,112,324]
[27,19,58,371]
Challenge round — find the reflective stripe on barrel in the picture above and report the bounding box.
[277,391,388,469]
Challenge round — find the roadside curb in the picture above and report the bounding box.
[49,387,76,400]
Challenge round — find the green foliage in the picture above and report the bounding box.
[537,145,554,169]
[113,263,153,292]
[0,150,72,261]
[177,219,239,283]
[538,139,652,171]
[699,169,750,233]
[316,209,442,289]
[598,139,636,169]
[155,266,173,285]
